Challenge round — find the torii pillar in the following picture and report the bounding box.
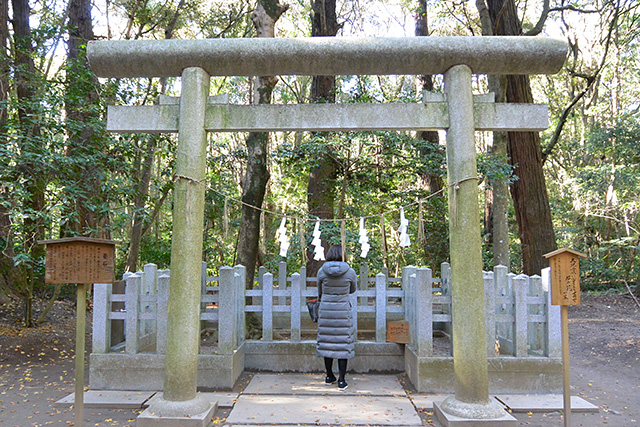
[87,36,567,426]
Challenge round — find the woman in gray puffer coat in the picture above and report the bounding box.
[316,245,357,390]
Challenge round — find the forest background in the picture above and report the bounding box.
[1,0,639,326]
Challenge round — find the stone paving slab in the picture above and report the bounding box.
[225,394,422,426]
[54,390,156,409]
[146,391,239,408]
[434,402,517,427]
[409,394,450,410]
[494,394,600,413]
[243,373,406,396]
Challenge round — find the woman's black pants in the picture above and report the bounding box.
[324,357,347,381]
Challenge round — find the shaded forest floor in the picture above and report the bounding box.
[0,292,638,426]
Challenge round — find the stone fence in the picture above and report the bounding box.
[90,263,561,393]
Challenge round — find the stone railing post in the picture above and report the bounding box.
[92,283,112,354]
[484,269,496,357]
[359,263,369,307]
[143,263,158,336]
[416,267,433,357]
[156,272,170,354]
[375,272,387,342]
[219,266,236,354]
[291,273,301,342]
[125,273,140,354]
[513,274,529,357]
[402,266,417,323]
[543,267,561,357]
[278,261,287,307]
[262,272,273,341]
[440,262,452,337]
[234,265,246,347]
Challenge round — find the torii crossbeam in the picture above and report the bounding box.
[88,36,567,426]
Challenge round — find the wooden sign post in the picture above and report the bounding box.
[544,248,586,427]
[39,237,117,427]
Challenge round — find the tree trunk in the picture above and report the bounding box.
[0,0,15,297]
[12,0,46,326]
[125,137,156,272]
[126,3,185,272]
[414,0,450,270]
[235,0,288,289]
[306,0,339,276]
[476,0,510,269]
[64,0,106,237]
[486,0,557,275]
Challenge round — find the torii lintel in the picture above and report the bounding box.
[87,36,567,79]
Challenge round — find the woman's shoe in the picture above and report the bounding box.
[325,375,337,385]
[338,380,348,390]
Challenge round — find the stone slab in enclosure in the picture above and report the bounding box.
[494,394,599,413]
[243,373,405,396]
[434,402,517,427]
[55,390,156,409]
[225,394,421,426]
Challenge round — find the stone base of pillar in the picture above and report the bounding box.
[434,399,516,426]
[136,393,217,427]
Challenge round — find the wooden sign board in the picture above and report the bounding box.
[544,248,586,306]
[40,237,117,284]
[386,320,410,344]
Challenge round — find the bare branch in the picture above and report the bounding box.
[542,3,620,162]
[524,0,550,36]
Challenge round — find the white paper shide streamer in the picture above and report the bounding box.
[312,220,325,261]
[359,217,370,258]
[275,217,290,257]
[397,207,411,247]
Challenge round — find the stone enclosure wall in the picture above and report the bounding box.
[90,262,561,392]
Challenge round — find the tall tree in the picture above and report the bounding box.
[476,0,510,269]
[306,0,339,276]
[485,0,557,275]
[0,0,13,297]
[126,0,187,272]
[414,0,449,271]
[12,0,47,325]
[64,0,106,237]
[235,0,288,289]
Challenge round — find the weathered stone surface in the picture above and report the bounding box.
[164,67,210,402]
[434,401,516,426]
[494,394,599,413]
[106,101,549,133]
[243,373,404,396]
[445,64,490,404]
[87,36,567,78]
[136,393,217,427]
[405,348,562,393]
[226,395,421,426]
[55,390,156,409]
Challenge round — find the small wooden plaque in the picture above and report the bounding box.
[386,320,410,344]
[544,248,586,306]
[40,237,118,285]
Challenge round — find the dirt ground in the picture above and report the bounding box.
[0,292,638,426]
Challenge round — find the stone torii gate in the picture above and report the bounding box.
[87,36,566,426]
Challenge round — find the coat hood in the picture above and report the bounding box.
[321,261,351,277]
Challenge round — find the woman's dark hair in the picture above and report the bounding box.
[325,245,344,262]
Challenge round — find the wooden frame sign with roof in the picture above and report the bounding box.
[544,248,587,306]
[40,237,117,285]
[39,236,118,427]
